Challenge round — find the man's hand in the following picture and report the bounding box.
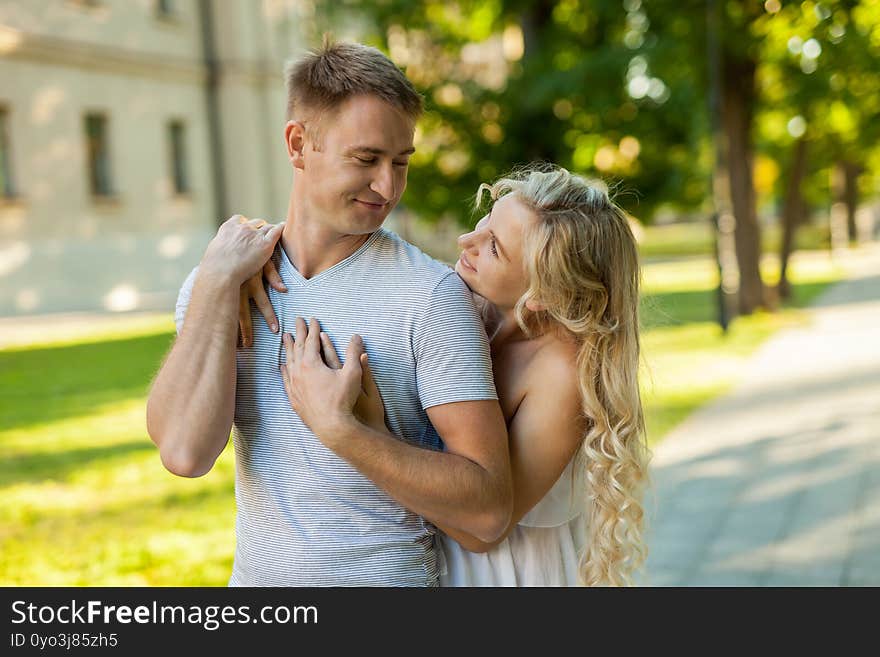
[200,215,284,289]
[279,317,387,444]
[277,319,511,543]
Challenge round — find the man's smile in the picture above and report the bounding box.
[354,199,388,211]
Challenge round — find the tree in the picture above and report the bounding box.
[755,0,880,295]
[298,0,880,317]
[306,0,707,225]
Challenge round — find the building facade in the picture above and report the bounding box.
[0,0,307,315]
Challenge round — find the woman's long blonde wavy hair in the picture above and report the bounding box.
[477,163,651,586]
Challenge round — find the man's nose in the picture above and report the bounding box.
[370,163,395,201]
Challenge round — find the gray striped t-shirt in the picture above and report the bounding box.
[174,228,497,586]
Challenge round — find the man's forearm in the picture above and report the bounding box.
[146,272,240,477]
[328,418,511,542]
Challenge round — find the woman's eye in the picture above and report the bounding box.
[490,237,498,257]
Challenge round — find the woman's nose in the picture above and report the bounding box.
[457,230,478,252]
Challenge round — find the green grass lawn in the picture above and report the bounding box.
[0,249,843,585]
[0,325,237,585]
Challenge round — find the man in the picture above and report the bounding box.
[146,41,512,586]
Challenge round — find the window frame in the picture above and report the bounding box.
[0,104,16,199]
[83,112,116,199]
[167,119,190,197]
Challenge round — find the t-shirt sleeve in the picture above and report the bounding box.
[174,266,200,335]
[413,271,498,409]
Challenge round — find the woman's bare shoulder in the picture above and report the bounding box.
[522,337,581,407]
[509,336,585,453]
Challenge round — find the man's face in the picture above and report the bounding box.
[295,95,415,235]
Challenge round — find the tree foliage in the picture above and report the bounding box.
[303,0,707,223]
[297,0,880,234]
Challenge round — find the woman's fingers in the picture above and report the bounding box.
[293,317,307,358]
[356,350,387,432]
[343,335,365,382]
[360,351,381,400]
[320,332,342,370]
[283,331,297,364]
[305,317,322,361]
[291,317,345,371]
[263,259,287,293]
[250,278,278,333]
[238,287,252,348]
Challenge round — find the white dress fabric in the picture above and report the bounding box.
[438,458,588,586]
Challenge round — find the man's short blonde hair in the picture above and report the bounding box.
[285,40,423,143]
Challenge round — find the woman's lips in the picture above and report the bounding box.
[458,253,477,273]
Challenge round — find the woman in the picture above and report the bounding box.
[244,164,650,586]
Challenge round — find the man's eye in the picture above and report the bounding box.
[393,161,409,167]
[356,157,377,164]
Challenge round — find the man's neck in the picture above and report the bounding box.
[487,305,529,348]
[281,205,373,280]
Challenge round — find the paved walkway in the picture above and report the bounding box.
[639,244,880,586]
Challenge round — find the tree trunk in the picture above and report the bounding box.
[520,0,554,59]
[721,53,765,315]
[707,0,737,331]
[519,0,557,162]
[778,137,808,300]
[844,161,860,243]
[831,159,862,245]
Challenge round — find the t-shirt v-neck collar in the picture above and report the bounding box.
[277,229,384,287]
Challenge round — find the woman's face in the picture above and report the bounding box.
[455,192,537,309]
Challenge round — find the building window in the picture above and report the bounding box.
[168,120,189,195]
[0,106,15,198]
[156,0,174,17]
[84,113,114,197]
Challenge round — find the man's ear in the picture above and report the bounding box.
[285,120,307,170]
[525,298,547,313]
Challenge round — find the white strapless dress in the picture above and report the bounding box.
[438,459,588,586]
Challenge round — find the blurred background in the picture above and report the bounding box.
[1,0,877,585]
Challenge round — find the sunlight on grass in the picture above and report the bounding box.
[638,220,829,260]
[0,395,236,585]
[0,319,238,586]
[639,251,842,446]
[1,313,177,351]
[0,249,844,584]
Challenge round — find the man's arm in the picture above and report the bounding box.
[327,400,512,544]
[146,273,239,477]
[146,216,284,477]
[280,317,512,543]
[433,354,586,552]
